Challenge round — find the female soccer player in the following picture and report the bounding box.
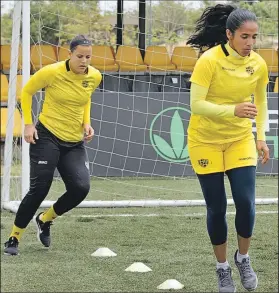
[4,35,102,256]
[186,4,269,292]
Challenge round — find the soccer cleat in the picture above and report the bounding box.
[216,266,236,292]
[4,237,19,256]
[33,212,52,247]
[234,250,258,291]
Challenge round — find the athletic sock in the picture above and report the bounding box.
[216,260,230,270]
[40,206,58,222]
[237,250,249,262]
[9,225,25,241]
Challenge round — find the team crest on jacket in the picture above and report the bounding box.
[198,159,209,167]
[246,66,254,75]
[82,80,89,88]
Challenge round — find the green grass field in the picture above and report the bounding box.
[1,177,278,292]
[4,176,278,202]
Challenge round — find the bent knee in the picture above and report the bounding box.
[71,179,90,197]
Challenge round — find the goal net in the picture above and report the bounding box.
[1,0,278,212]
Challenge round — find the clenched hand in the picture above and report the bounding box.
[24,124,38,144]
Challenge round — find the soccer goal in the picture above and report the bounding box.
[1,0,278,213]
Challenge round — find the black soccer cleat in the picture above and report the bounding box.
[34,212,52,247]
[4,237,19,256]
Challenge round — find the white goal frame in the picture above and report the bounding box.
[1,1,278,213]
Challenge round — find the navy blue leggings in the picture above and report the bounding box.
[197,166,256,245]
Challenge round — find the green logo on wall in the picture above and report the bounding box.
[150,107,191,162]
[149,108,278,163]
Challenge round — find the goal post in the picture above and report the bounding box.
[1,0,22,210]
[21,0,31,199]
[1,0,278,213]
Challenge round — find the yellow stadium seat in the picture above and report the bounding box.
[256,48,278,74]
[91,46,119,71]
[144,46,176,72]
[274,77,278,93]
[1,75,23,103]
[31,45,57,71]
[58,45,70,61]
[16,75,23,101]
[115,46,147,72]
[171,46,198,72]
[0,45,22,71]
[1,107,22,138]
[1,74,9,102]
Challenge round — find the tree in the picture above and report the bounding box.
[30,0,114,45]
[1,0,114,45]
[143,0,204,50]
[1,0,277,49]
[148,0,187,47]
[1,10,13,44]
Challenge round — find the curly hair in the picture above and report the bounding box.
[187,4,257,51]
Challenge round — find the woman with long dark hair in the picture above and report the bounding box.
[187,4,269,292]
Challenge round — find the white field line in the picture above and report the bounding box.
[66,210,278,218]
[1,210,277,220]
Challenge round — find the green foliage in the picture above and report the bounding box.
[1,0,277,48]
[123,25,139,47]
[1,11,13,44]
[30,0,114,45]
[2,0,115,45]
[146,0,203,47]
